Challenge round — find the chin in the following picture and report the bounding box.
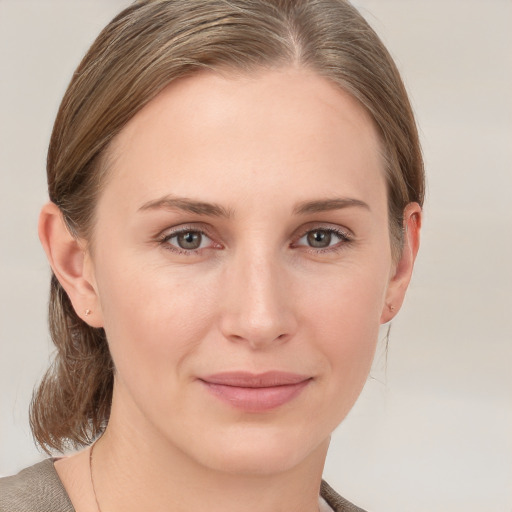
[183,423,330,476]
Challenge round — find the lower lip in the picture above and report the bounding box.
[201,380,311,412]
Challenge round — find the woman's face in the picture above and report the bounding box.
[84,68,403,474]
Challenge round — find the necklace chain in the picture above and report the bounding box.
[89,442,103,512]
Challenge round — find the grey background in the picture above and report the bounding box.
[1,1,511,511]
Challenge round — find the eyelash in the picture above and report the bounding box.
[292,226,353,254]
[157,225,353,256]
[158,225,219,256]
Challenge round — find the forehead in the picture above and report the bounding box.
[101,67,386,214]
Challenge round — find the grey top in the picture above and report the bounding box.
[0,460,74,512]
[0,459,367,512]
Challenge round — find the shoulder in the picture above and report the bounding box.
[0,459,75,512]
[321,480,368,512]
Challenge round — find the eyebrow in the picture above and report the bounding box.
[293,197,370,215]
[138,195,369,218]
[138,195,233,218]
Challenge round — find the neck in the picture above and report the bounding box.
[92,396,329,512]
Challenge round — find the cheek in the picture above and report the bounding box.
[94,257,219,384]
[300,263,388,393]
[301,259,388,338]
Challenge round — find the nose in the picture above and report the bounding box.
[219,248,298,350]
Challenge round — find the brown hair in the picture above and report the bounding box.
[30,0,424,453]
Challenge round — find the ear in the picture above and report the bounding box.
[380,202,422,324]
[38,202,104,328]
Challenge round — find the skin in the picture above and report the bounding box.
[40,67,421,512]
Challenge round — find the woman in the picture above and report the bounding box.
[0,0,423,511]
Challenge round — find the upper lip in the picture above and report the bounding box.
[200,371,311,388]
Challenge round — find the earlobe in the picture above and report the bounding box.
[380,202,422,324]
[38,202,103,328]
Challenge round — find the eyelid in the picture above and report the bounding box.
[293,222,353,240]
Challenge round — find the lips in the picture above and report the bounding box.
[199,371,311,412]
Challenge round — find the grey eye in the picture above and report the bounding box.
[161,227,216,253]
[176,231,203,250]
[295,227,350,251]
[306,230,332,248]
